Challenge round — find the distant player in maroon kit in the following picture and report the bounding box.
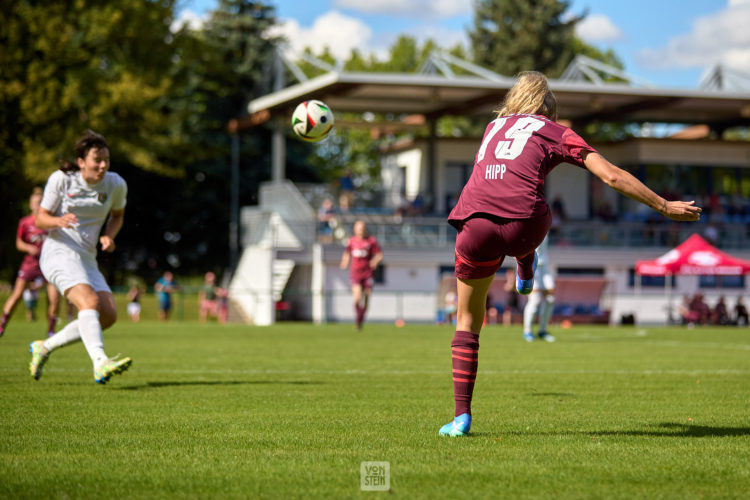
[439,71,703,436]
[0,188,60,337]
[340,220,383,331]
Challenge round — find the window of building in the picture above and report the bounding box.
[629,269,676,287]
[558,267,605,276]
[699,275,745,288]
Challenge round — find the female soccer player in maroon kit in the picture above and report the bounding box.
[340,220,383,331]
[0,188,60,338]
[439,71,702,436]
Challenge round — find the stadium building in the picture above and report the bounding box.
[228,53,750,326]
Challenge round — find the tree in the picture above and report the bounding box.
[0,0,180,278]
[469,0,582,77]
[117,0,280,277]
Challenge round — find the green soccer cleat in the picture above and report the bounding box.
[29,341,50,381]
[94,356,133,384]
[439,413,472,437]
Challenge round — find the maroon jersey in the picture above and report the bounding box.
[346,236,381,280]
[17,214,47,270]
[449,114,596,225]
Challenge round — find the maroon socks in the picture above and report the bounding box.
[47,315,57,335]
[451,330,479,416]
[0,312,8,335]
[355,304,365,329]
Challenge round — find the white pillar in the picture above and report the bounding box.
[312,243,326,324]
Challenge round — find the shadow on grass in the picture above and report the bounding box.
[471,422,750,439]
[595,422,750,438]
[117,380,322,390]
[528,392,575,397]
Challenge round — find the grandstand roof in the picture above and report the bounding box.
[239,69,750,132]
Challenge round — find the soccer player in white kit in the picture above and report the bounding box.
[522,234,556,342]
[29,130,132,384]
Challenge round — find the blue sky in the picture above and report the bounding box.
[178,0,750,89]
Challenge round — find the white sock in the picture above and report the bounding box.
[539,294,555,332]
[523,292,541,333]
[43,320,82,352]
[77,309,108,367]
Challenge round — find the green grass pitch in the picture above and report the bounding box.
[1,320,749,499]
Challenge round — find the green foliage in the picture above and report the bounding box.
[469,0,582,77]
[1,322,749,498]
[1,1,181,182]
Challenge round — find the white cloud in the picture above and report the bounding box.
[575,14,623,43]
[171,9,206,32]
[333,0,471,19]
[275,11,373,61]
[637,1,750,72]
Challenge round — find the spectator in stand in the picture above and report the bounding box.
[712,296,730,325]
[338,169,355,212]
[734,296,749,326]
[678,294,699,326]
[690,294,711,325]
[552,195,567,221]
[596,201,617,223]
[199,271,220,323]
[317,198,336,244]
[409,194,426,216]
[127,284,142,323]
[155,271,179,321]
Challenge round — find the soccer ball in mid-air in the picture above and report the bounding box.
[291,100,334,142]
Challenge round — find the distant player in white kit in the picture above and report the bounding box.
[522,234,556,342]
[29,130,132,384]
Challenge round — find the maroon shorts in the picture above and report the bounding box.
[350,275,373,290]
[18,264,44,282]
[454,211,551,280]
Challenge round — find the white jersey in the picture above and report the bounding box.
[40,170,127,257]
[533,235,555,291]
[536,234,550,267]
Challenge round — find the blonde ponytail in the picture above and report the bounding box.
[496,71,557,120]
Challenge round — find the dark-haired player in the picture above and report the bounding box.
[29,130,132,384]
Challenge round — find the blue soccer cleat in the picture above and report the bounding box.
[523,332,535,342]
[516,252,538,295]
[439,413,472,437]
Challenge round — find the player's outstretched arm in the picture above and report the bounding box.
[583,152,702,222]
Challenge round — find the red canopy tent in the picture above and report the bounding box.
[635,234,750,276]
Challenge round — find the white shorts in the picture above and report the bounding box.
[533,265,555,291]
[127,302,141,317]
[40,240,111,294]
